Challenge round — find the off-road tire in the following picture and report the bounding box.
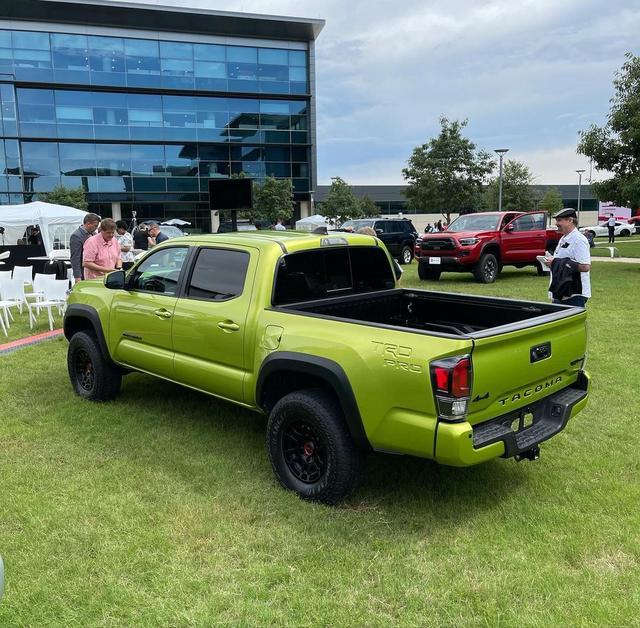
[67,331,122,401]
[266,388,363,505]
[473,253,499,283]
[418,261,441,280]
[398,245,413,265]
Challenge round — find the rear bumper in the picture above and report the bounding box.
[434,371,590,466]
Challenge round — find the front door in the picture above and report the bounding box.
[172,246,257,403]
[109,246,189,379]
[501,212,547,263]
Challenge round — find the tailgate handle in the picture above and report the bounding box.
[530,342,551,363]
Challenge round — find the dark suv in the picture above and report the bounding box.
[340,218,418,264]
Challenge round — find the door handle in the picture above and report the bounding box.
[218,320,240,332]
[154,308,172,319]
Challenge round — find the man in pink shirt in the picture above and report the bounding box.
[83,218,122,280]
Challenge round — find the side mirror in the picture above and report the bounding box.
[504,224,514,232]
[376,228,383,235]
[105,269,126,289]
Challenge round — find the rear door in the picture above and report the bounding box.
[171,245,258,403]
[466,311,587,425]
[375,220,401,256]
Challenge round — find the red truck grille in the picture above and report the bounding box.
[421,238,456,251]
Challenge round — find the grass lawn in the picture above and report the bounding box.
[592,237,640,257]
[1,263,639,625]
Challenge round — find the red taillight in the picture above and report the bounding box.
[430,356,472,398]
[451,358,471,397]
[434,366,450,392]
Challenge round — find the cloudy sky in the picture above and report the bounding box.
[116,1,638,184]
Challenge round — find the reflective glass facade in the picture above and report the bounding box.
[0,25,313,229]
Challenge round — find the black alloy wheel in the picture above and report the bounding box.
[73,348,95,393]
[266,388,363,504]
[282,420,327,484]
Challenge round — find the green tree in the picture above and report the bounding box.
[320,176,362,224]
[251,176,294,224]
[482,160,536,211]
[538,187,564,217]
[359,194,379,217]
[402,117,495,223]
[578,53,640,209]
[39,185,88,210]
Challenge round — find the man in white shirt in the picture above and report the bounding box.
[274,218,286,231]
[545,208,591,307]
[607,213,616,243]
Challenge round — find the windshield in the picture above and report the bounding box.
[341,220,374,231]
[447,214,501,232]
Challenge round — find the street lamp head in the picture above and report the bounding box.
[494,148,509,155]
[576,169,585,174]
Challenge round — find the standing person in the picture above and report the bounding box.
[424,223,432,233]
[274,218,286,231]
[607,212,616,244]
[147,222,169,247]
[133,223,149,251]
[69,212,100,283]
[82,218,122,280]
[544,208,591,307]
[115,220,135,271]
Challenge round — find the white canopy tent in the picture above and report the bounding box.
[0,201,87,254]
[295,214,332,232]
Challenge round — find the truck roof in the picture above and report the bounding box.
[167,230,381,254]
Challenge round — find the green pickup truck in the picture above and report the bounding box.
[64,232,590,504]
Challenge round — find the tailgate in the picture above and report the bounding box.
[467,311,587,425]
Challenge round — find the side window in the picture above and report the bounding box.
[511,215,535,232]
[376,221,391,234]
[187,247,250,301]
[531,213,546,230]
[131,247,188,295]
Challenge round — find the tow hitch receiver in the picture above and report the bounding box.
[515,446,540,462]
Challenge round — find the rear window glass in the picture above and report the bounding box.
[273,247,395,305]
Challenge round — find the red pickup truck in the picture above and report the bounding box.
[416,211,562,283]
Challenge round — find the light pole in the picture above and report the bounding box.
[576,169,585,225]
[494,148,509,211]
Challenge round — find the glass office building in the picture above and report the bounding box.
[0,0,324,230]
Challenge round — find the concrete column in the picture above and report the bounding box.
[299,200,311,219]
[210,210,220,233]
[111,202,121,222]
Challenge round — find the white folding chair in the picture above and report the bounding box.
[25,273,56,306]
[12,265,34,292]
[30,279,68,331]
[0,270,12,283]
[0,278,27,325]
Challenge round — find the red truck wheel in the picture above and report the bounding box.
[418,262,441,280]
[473,254,499,283]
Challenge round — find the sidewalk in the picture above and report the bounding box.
[591,256,640,263]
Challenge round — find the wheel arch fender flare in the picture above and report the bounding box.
[479,241,501,262]
[64,304,115,365]
[256,352,371,451]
